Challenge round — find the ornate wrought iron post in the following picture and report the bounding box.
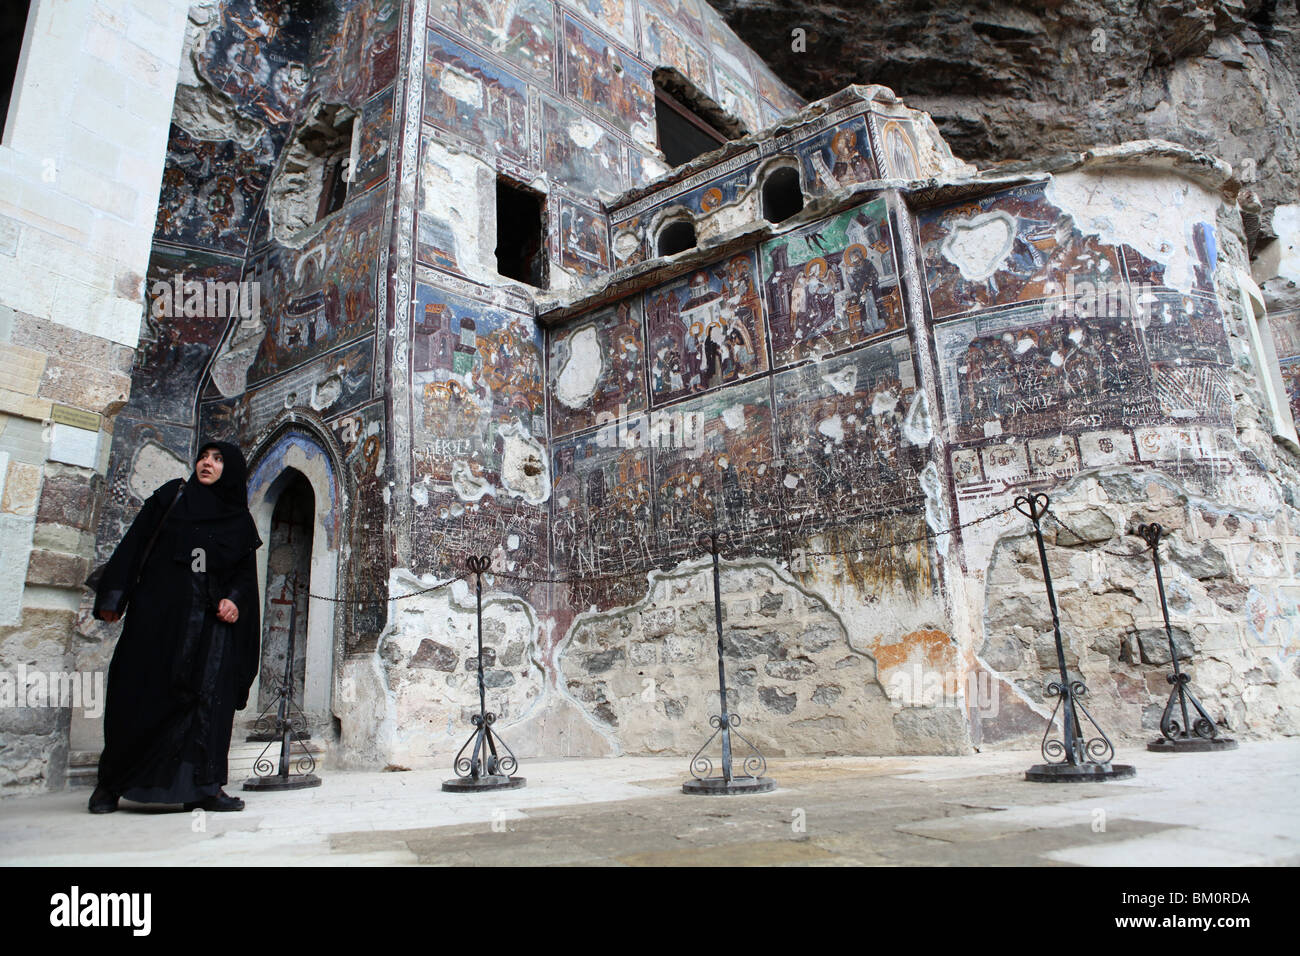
[1137,523,1236,753]
[443,555,525,792]
[244,570,322,791]
[682,531,774,795]
[1017,494,1135,782]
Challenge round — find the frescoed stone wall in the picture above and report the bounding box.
[539,130,1300,760]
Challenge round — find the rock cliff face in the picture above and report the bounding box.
[712,0,1299,244]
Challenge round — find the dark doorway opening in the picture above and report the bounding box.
[496,178,548,288]
[763,166,804,223]
[257,472,315,719]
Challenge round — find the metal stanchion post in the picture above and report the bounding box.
[443,555,525,792]
[1017,494,1136,782]
[245,570,322,791]
[1137,523,1237,753]
[682,531,775,795]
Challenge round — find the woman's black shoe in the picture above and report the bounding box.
[184,790,245,812]
[88,785,119,814]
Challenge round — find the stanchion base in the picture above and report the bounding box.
[442,774,526,793]
[682,776,776,795]
[1147,736,1237,753]
[1025,762,1135,783]
[242,773,322,791]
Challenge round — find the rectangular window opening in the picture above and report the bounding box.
[496,177,548,289]
[654,75,731,168]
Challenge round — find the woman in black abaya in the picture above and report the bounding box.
[88,441,263,813]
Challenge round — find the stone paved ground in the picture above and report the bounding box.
[2,741,1297,866]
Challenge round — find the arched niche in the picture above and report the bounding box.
[243,425,346,732]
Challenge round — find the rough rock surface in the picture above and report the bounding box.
[712,0,1300,241]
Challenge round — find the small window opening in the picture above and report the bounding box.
[653,70,734,168]
[2,1,33,141]
[657,219,696,256]
[268,103,356,240]
[763,166,804,223]
[496,177,548,288]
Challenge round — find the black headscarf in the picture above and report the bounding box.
[176,440,261,570]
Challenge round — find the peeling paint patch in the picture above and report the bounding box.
[499,422,550,505]
[940,211,1015,281]
[1048,169,1218,294]
[451,460,493,501]
[554,326,603,409]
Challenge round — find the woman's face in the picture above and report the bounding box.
[196,448,225,485]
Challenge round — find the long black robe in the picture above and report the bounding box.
[94,446,262,803]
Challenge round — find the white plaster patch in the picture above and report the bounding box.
[901,391,932,446]
[127,441,188,501]
[451,460,493,501]
[822,365,857,395]
[818,414,844,443]
[499,422,550,505]
[1268,203,1300,284]
[568,118,604,149]
[721,404,746,430]
[439,66,483,106]
[411,481,429,507]
[1047,169,1219,295]
[940,211,1016,281]
[554,326,603,409]
[871,389,899,415]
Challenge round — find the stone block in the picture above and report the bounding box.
[723,629,782,660]
[1,460,42,516]
[0,344,45,395]
[24,549,88,588]
[409,639,457,671]
[584,647,625,674]
[36,472,101,531]
[463,647,496,670]
[628,641,657,665]
[48,424,100,468]
[811,684,842,706]
[764,657,816,681]
[1135,627,1193,665]
[1053,508,1116,546]
[483,669,515,689]
[980,633,1022,671]
[640,607,674,637]
[758,590,784,617]
[757,685,796,714]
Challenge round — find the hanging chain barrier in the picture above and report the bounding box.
[1136,522,1237,753]
[1017,493,1136,782]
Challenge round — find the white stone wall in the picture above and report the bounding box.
[0,0,191,792]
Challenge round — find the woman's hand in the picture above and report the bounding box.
[217,599,239,623]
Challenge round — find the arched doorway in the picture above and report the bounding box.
[258,471,315,713]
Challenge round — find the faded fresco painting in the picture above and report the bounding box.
[309,0,400,105]
[136,246,245,424]
[795,117,876,197]
[872,116,923,180]
[762,198,903,367]
[424,28,529,163]
[551,422,654,602]
[410,283,546,489]
[458,0,556,82]
[351,85,394,194]
[712,57,761,133]
[541,97,626,198]
[932,301,1155,443]
[774,338,926,521]
[155,126,274,255]
[568,0,638,49]
[639,2,712,96]
[918,182,1122,320]
[246,188,384,385]
[558,198,612,278]
[1142,291,1233,423]
[550,300,647,437]
[1120,220,1219,297]
[196,0,314,128]
[645,251,769,406]
[1272,309,1300,425]
[563,14,654,138]
[653,377,775,542]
